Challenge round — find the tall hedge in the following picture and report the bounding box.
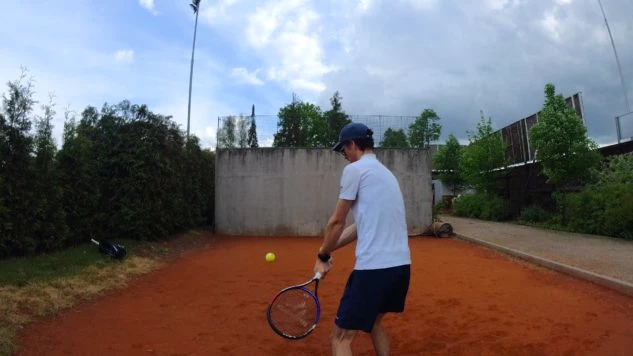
[1,75,215,258]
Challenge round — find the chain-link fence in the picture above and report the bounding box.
[216,114,419,149]
[616,111,633,143]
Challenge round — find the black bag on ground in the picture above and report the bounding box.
[91,239,127,259]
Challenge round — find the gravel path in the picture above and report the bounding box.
[441,215,633,291]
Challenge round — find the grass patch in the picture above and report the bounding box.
[0,231,214,356]
[0,239,146,287]
[0,255,159,355]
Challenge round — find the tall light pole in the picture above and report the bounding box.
[187,0,201,139]
[597,0,630,113]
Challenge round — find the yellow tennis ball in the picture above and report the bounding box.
[265,252,276,262]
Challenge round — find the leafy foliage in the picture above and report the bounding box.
[322,91,351,146]
[273,94,325,147]
[237,115,249,148]
[247,113,258,148]
[0,70,38,255]
[380,128,409,148]
[0,72,215,258]
[596,153,633,186]
[557,153,633,239]
[217,115,237,148]
[519,205,551,223]
[452,193,511,221]
[529,83,601,188]
[432,134,464,195]
[305,104,329,147]
[273,92,351,148]
[32,97,68,252]
[408,108,441,149]
[459,112,508,194]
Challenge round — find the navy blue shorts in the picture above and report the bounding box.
[334,264,410,333]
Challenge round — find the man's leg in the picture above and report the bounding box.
[371,313,389,356]
[331,325,358,356]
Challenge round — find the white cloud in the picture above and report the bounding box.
[358,0,373,11]
[198,0,336,95]
[487,0,509,10]
[139,0,158,15]
[541,10,561,41]
[201,0,241,23]
[2,0,632,149]
[113,49,134,63]
[231,67,264,85]
[486,0,523,10]
[205,126,217,142]
[242,1,334,93]
[400,0,436,10]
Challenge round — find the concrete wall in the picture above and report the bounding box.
[215,148,432,236]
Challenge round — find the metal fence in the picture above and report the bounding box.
[216,114,419,149]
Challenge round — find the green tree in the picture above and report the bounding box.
[0,73,216,258]
[217,115,237,148]
[408,108,442,149]
[56,108,101,245]
[433,134,464,195]
[0,113,9,251]
[237,115,248,148]
[31,96,68,252]
[0,70,37,256]
[459,112,509,194]
[529,83,601,188]
[0,170,7,243]
[323,91,351,146]
[247,105,258,148]
[273,94,323,147]
[380,128,409,148]
[305,104,328,147]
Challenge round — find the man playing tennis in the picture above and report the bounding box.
[314,122,411,356]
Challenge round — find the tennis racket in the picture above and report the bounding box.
[267,272,323,340]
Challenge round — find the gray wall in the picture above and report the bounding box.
[215,148,432,236]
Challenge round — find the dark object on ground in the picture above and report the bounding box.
[432,222,453,238]
[91,239,127,259]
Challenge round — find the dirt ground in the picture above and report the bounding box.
[16,235,633,355]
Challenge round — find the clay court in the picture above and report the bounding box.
[17,234,633,355]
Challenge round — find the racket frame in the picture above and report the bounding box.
[266,272,322,340]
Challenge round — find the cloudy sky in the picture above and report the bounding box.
[1,0,632,148]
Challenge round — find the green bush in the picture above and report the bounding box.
[559,154,633,239]
[602,183,633,239]
[519,205,551,223]
[564,190,604,235]
[453,193,511,221]
[1,96,216,258]
[434,200,449,212]
[453,194,482,218]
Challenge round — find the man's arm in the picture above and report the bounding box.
[334,223,357,251]
[319,199,353,256]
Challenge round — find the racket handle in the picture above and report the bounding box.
[314,272,322,280]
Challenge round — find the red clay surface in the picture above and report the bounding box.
[17,235,633,355]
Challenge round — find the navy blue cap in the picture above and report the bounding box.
[332,122,373,152]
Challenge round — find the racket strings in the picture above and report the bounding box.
[269,289,318,337]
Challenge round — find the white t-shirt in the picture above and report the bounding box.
[339,153,411,270]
